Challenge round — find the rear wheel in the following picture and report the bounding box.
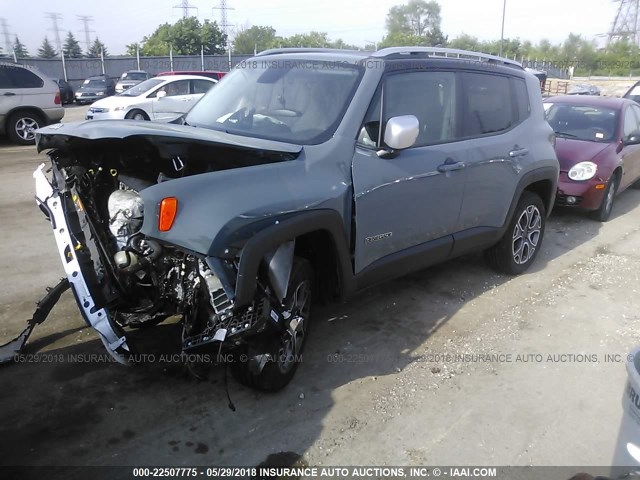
[7,111,44,145]
[591,173,619,222]
[485,191,546,275]
[231,257,313,392]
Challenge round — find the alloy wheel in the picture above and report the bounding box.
[512,205,542,265]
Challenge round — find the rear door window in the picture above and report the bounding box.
[461,73,514,137]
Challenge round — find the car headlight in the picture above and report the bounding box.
[114,106,128,111]
[568,161,598,181]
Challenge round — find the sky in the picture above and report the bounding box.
[0,0,620,55]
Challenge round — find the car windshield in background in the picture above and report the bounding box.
[545,103,618,142]
[185,62,364,144]
[83,79,106,88]
[119,78,164,97]
[122,72,147,81]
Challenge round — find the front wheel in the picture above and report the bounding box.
[231,257,314,392]
[126,109,149,121]
[485,191,546,275]
[591,174,619,222]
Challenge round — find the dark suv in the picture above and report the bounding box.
[33,47,558,390]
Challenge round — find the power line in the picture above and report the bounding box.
[173,0,198,19]
[45,12,63,54]
[0,18,12,54]
[77,15,95,51]
[608,0,640,46]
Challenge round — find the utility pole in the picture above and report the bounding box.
[77,15,95,52]
[45,12,64,55]
[0,18,12,55]
[173,0,198,19]
[609,0,640,47]
[213,0,235,40]
[499,0,507,57]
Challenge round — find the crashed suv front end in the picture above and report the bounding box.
[29,121,332,389]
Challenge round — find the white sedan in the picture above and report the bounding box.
[85,75,217,122]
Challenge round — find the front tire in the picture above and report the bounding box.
[591,174,619,222]
[126,109,149,121]
[7,111,44,145]
[231,257,314,392]
[485,191,546,275]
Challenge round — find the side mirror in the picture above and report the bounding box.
[156,90,167,99]
[381,115,419,152]
[623,131,640,146]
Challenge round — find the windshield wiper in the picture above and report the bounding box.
[554,131,579,139]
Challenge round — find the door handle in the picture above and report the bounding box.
[509,147,529,157]
[3,92,16,96]
[437,158,465,173]
[181,98,192,101]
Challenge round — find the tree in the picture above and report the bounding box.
[380,0,444,47]
[126,42,141,56]
[87,37,108,58]
[139,17,226,56]
[13,36,28,58]
[233,25,277,54]
[63,31,83,58]
[38,37,57,58]
[279,31,331,48]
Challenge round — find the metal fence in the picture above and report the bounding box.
[15,55,254,88]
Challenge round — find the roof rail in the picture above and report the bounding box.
[256,47,362,57]
[372,47,522,69]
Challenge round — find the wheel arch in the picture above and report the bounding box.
[234,210,354,308]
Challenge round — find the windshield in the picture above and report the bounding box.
[545,103,618,142]
[82,79,106,88]
[121,72,148,81]
[119,78,164,97]
[185,61,364,144]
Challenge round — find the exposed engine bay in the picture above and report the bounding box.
[1,132,311,392]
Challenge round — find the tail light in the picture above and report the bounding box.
[54,91,61,105]
[158,197,178,232]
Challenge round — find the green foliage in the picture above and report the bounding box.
[125,42,140,56]
[233,25,277,54]
[381,0,445,47]
[13,36,28,58]
[86,38,108,58]
[38,37,57,58]
[138,17,227,56]
[63,32,83,58]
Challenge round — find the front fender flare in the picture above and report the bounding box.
[234,209,353,308]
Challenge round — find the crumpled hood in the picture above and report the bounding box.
[35,120,303,155]
[554,137,613,171]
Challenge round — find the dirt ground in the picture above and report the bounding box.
[1,105,640,474]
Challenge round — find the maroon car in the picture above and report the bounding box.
[545,95,640,221]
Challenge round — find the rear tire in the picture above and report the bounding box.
[7,111,44,145]
[485,191,546,275]
[591,173,619,222]
[231,257,314,392]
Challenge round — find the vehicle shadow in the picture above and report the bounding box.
[1,189,640,474]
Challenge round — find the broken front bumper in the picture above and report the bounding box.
[33,163,132,364]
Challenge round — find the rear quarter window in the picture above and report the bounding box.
[512,77,530,122]
[8,67,44,88]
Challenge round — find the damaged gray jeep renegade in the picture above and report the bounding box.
[30,47,558,391]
